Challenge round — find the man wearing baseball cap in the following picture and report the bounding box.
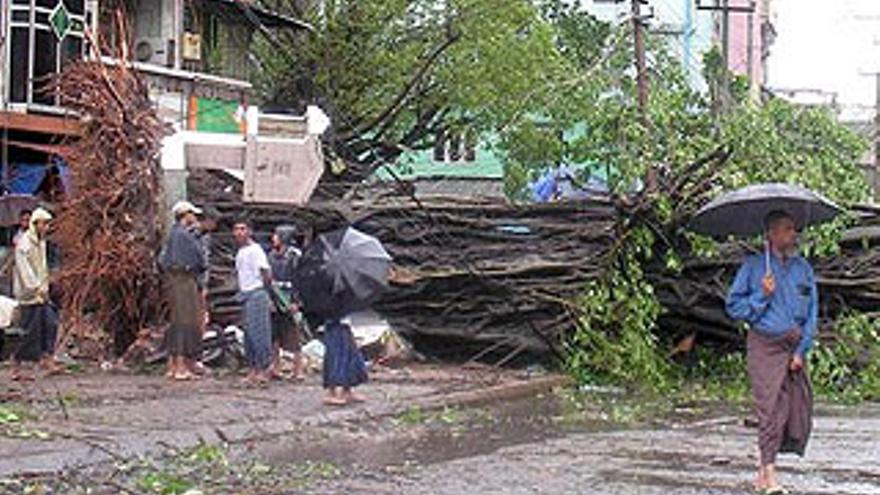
[11,207,60,380]
[159,200,206,380]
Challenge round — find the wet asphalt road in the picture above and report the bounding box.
[301,403,880,495]
[3,367,880,494]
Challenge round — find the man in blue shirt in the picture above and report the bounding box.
[726,210,816,494]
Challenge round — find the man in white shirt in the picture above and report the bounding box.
[233,219,273,385]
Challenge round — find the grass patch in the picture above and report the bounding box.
[137,470,195,495]
[0,406,23,425]
[393,405,429,426]
[111,443,345,494]
[392,405,464,428]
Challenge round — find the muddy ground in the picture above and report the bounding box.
[1,364,879,494]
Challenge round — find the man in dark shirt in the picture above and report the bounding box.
[159,201,206,381]
[267,225,305,380]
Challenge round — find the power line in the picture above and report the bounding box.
[695,0,755,14]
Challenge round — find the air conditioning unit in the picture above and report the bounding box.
[131,0,176,67]
[134,37,165,64]
[182,32,202,61]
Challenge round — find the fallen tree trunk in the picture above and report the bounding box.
[188,168,880,364]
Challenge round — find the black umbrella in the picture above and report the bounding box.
[293,226,392,321]
[688,183,841,239]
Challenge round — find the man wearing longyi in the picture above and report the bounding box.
[726,210,816,495]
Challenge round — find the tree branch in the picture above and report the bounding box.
[340,30,462,142]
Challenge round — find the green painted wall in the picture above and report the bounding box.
[195,98,241,134]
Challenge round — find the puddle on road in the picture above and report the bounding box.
[251,388,667,471]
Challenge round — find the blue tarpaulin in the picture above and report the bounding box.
[0,159,69,195]
[5,163,48,195]
[529,165,609,203]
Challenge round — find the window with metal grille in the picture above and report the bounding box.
[433,129,477,163]
[4,0,91,109]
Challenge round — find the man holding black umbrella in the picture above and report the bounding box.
[293,226,392,406]
[689,183,834,494]
[726,210,817,494]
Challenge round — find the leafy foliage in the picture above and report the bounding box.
[565,228,671,390]
[718,99,869,203]
[253,0,562,183]
[499,4,716,196]
[517,4,870,394]
[810,312,880,402]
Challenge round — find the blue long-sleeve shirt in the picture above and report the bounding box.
[725,253,818,357]
[159,223,206,276]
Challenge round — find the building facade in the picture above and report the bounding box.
[723,0,775,100]
[1,0,319,222]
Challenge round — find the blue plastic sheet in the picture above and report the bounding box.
[4,163,48,195]
[0,159,70,195]
[529,165,609,203]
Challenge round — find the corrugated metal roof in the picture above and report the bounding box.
[376,148,504,181]
[205,0,314,31]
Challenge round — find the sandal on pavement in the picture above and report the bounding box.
[173,370,195,381]
[323,396,348,407]
[764,486,789,495]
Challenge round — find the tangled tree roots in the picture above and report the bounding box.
[54,23,166,358]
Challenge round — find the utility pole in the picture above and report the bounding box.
[874,73,880,201]
[594,0,655,189]
[631,0,657,190]
[857,71,880,200]
[721,0,730,109]
[697,0,756,110]
[633,0,649,120]
[858,13,880,200]
[596,0,651,119]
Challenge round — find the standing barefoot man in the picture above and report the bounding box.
[233,219,273,385]
[159,201,206,381]
[726,210,815,494]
